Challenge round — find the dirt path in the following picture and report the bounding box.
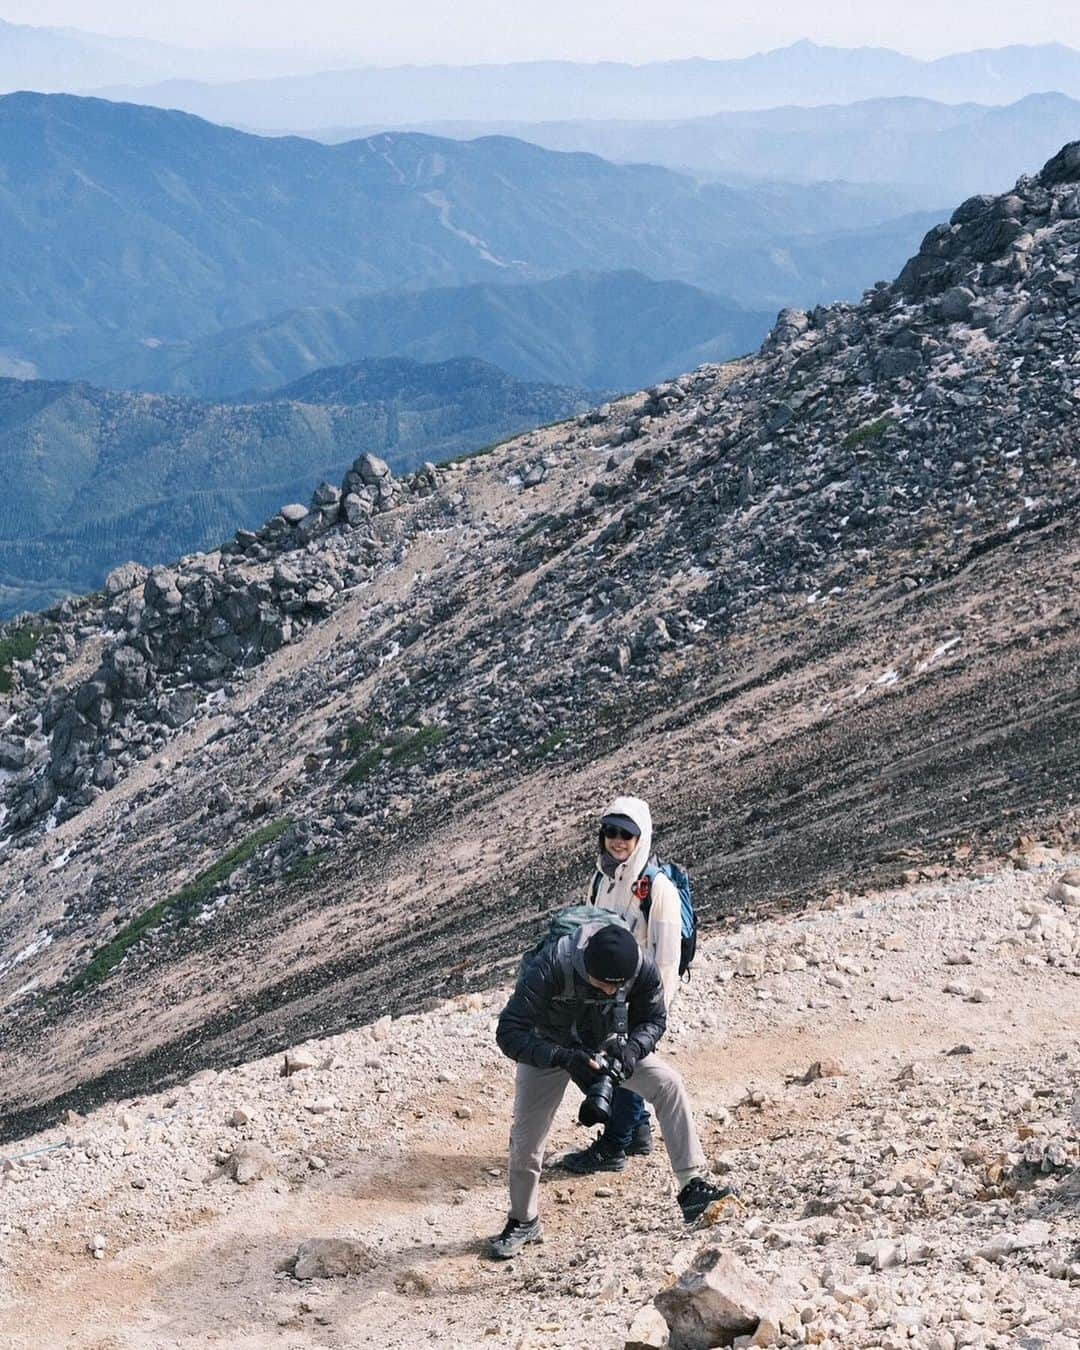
[3,857,1078,1349]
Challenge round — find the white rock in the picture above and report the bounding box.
[282,1048,318,1077]
[856,1239,902,1271]
[625,1304,669,1349]
[225,1142,277,1184]
[293,1237,376,1280]
[654,1247,777,1348]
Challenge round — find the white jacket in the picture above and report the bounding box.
[588,794,681,1010]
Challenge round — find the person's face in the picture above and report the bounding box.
[602,824,638,864]
[585,973,624,997]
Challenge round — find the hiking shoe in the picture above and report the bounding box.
[559,1137,628,1175]
[488,1216,543,1260]
[677,1177,737,1223]
[626,1121,654,1157]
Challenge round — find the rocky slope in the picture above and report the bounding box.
[1,141,1079,1152]
[0,854,1077,1349]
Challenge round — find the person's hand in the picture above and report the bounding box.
[555,1047,601,1091]
[617,1041,642,1079]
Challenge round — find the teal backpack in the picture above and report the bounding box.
[518,905,632,993]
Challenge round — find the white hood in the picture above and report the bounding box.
[599,794,653,880]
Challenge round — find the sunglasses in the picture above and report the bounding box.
[601,826,638,841]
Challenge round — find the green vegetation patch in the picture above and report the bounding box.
[533,729,569,757]
[70,818,291,991]
[386,725,447,768]
[0,624,46,693]
[284,849,330,886]
[341,720,448,785]
[842,416,894,450]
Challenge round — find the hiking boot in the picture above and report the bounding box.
[677,1177,737,1223]
[559,1137,628,1175]
[488,1216,543,1260]
[625,1121,654,1157]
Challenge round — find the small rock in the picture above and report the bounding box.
[282,1048,318,1077]
[625,1303,670,1349]
[292,1237,376,1280]
[797,1058,845,1084]
[735,953,765,979]
[225,1142,277,1184]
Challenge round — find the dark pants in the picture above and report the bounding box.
[604,1087,649,1149]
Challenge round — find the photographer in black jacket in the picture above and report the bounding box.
[489,920,733,1259]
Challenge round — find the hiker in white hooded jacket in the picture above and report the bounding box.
[561,794,682,1174]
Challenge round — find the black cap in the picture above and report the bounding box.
[584,926,639,982]
[599,813,640,837]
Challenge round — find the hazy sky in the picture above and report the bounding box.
[4,0,1080,65]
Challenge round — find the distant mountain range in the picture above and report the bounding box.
[0,358,591,616]
[0,92,941,386]
[95,271,773,400]
[324,92,1080,205]
[89,41,1080,129]
[0,17,337,91]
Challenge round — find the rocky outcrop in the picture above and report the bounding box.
[0,452,416,829]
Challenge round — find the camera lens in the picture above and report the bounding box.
[578,1072,615,1127]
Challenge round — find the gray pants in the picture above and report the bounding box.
[507,1054,707,1221]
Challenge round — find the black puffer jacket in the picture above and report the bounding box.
[496,921,667,1069]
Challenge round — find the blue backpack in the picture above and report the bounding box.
[591,858,698,979]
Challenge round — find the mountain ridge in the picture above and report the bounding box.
[311,92,1080,206]
[0,92,937,384]
[95,270,772,399]
[87,40,1080,126]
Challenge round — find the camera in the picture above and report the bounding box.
[578,1044,627,1127]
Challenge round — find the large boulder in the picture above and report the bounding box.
[654,1248,776,1350]
[104,561,149,596]
[1040,141,1080,187]
[0,738,31,771]
[144,567,182,614]
[352,453,390,486]
[158,687,199,729]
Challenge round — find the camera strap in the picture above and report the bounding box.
[613,988,629,1041]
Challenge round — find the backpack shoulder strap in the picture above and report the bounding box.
[637,857,660,921]
[589,870,601,903]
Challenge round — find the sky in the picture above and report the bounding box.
[3,0,1080,65]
